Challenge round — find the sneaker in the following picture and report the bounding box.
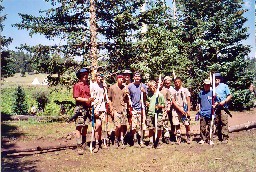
[134,142,141,148]
[114,140,120,149]
[209,140,214,145]
[93,143,100,153]
[221,140,228,144]
[198,140,205,145]
[164,137,170,144]
[186,136,191,144]
[120,143,126,149]
[77,145,84,155]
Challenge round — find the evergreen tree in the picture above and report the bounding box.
[132,1,190,80]
[1,1,15,78]
[177,0,254,110]
[12,86,28,115]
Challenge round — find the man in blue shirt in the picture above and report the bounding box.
[128,72,147,147]
[214,72,232,144]
[198,79,215,145]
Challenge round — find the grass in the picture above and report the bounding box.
[2,120,256,172]
[1,73,49,88]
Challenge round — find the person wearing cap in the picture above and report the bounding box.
[90,72,107,153]
[214,72,232,144]
[128,71,147,147]
[171,77,192,144]
[197,79,218,145]
[72,68,94,155]
[122,69,133,135]
[108,73,128,149]
[123,69,133,86]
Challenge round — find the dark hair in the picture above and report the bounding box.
[174,77,182,82]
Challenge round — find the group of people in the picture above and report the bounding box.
[70,68,232,155]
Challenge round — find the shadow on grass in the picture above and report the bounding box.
[1,113,36,172]
[1,158,38,172]
[1,113,24,147]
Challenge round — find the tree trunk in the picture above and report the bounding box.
[89,0,98,81]
[229,121,256,133]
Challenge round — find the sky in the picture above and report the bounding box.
[1,0,255,58]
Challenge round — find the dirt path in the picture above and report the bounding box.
[2,108,256,154]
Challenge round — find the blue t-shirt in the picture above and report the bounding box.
[128,83,147,111]
[198,90,213,118]
[215,83,231,107]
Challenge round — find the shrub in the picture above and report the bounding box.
[32,90,49,112]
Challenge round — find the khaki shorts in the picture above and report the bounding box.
[74,106,91,126]
[146,114,164,130]
[172,110,190,126]
[131,110,142,130]
[162,111,170,130]
[113,110,128,126]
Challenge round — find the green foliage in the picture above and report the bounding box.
[10,0,255,111]
[1,1,14,78]
[230,88,255,111]
[176,0,254,109]
[1,86,74,117]
[12,86,28,115]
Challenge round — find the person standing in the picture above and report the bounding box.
[122,69,133,136]
[159,78,172,144]
[90,73,107,153]
[72,68,94,155]
[123,69,133,86]
[214,72,232,144]
[145,80,165,148]
[171,77,191,144]
[128,72,147,147]
[163,76,176,142]
[197,79,216,145]
[108,74,128,149]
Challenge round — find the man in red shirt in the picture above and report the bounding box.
[72,68,94,155]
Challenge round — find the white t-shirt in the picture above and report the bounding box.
[90,82,106,112]
[172,87,191,108]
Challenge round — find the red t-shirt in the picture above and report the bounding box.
[73,81,91,106]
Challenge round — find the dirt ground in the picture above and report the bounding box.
[1,108,256,172]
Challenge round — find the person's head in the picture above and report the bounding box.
[203,79,211,91]
[147,80,157,91]
[156,77,164,88]
[96,73,104,83]
[174,77,183,89]
[214,72,222,85]
[133,72,141,83]
[123,69,132,83]
[76,68,89,81]
[116,74,124,85]
[164,76,172,88]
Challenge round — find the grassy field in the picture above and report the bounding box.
[2,120,256,172]
[1,73,50,88]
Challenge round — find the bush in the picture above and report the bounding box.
[32,90,49,112]
[230,89,255,111]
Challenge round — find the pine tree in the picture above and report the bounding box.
[12,86,28,115]
[1,1,15,78]
[177,0,254,110]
